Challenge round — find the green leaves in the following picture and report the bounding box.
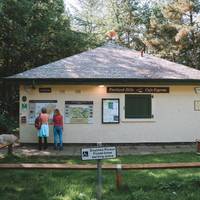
[0,0,91,120]
[145,0,200,68]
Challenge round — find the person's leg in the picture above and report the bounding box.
[43,124,49,150]
[54,127,58,149]
[44,137,48,149]
[38,137,42,150]
[58,127,63,151]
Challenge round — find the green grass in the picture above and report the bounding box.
[1,153,200,200]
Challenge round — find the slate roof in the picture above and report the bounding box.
[8,42,200,83]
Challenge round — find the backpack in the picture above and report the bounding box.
[34,116,42,130]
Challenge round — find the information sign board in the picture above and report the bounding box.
[81,147,117,160]
[65,101,93,124]
[102,99,119,124]
[107,87,169,93]
[28,100,57,124]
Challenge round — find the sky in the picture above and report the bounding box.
[63,0,165,12]
[64,0,80,11]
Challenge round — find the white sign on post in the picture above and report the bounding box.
[81,147,117,160]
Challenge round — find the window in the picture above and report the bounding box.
[125,95,152,119]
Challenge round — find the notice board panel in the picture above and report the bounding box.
[28,100,57,124]
[65,101,93,124]
[102,99,120,124]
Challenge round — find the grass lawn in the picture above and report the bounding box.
[1,152,200,200]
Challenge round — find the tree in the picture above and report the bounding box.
[70,0,151,50]
[0,0,90,129]
[71,0,106,46]
[103,0,145,49]
[0,0,89,77]
[145,0,200,68]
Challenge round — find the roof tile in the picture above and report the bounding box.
[8,42,200,80]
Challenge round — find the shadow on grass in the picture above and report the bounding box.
[0,154,96,164]
[103,169,200,200]
[1,152,200,164]
[1,166,200,200]
[0,169,97,200]
[1,153,200,199]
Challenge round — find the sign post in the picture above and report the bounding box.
[81,144,117,200]
[97,142,102,200]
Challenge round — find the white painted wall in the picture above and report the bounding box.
[19,84,200,143]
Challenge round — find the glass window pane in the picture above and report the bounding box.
[125,95,152,118]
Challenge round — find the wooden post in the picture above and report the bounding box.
[196,140,200,154]
[97,142,102,200]
[8,144,13,155]
[116,164,122,190]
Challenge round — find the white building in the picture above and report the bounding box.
[7,43,200,144]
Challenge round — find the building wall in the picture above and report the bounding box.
[19,84,200,143]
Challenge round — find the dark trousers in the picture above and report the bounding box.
[54,126,63,148]
[38,137,48,150]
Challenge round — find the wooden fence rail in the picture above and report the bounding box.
[0,162,200,170]
[1,162,200,170]
[1,162,200,190]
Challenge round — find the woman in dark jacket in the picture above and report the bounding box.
[53,109,64,150]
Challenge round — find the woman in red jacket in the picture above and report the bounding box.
[53,109,64,150]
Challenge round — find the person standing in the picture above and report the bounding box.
[53,109,64,150]
[38,107,49,150]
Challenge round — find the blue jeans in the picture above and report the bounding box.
[54,126,63,147]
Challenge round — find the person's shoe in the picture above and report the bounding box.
[59,146,63,151]
[54,146,58,150]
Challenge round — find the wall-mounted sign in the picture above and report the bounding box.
[28,100,57,124]
[194,87,200,94]
[107,87,169,93]
[194,100,200,111]
[81,146,117,160]
[65,101,93,124]
[21,116,27,124]
[22,96,27,102]
[21,103,28,112]
[39,88,52,93]
[102,99,120,124]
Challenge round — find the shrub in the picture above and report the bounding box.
[0,112,18,134]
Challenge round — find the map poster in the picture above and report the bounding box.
[102,99,120,124]
[65,101,93,124]
[28,100,57,124]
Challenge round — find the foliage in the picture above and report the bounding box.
[1,0,200,123]
[0,0,95,120]
[71,0,106,45]
[0,0,92,77]
[71,0,149,49]
[145,0,200,68]
[69,0,200,68]
[105,0,146,49]
[0,112,18,133]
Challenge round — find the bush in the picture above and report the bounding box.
[0,112,18,134]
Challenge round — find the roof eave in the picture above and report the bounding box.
[3,77,200,85]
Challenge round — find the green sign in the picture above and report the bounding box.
[21,103,27,112]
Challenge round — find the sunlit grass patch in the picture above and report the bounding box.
[1,152,200,199]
